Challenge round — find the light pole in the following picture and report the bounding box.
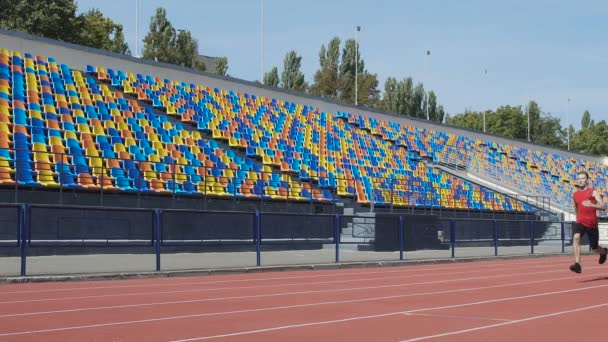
[425,50,431,120]
[482,68,487,132]
[526,101,530,142]
[567,98,571,150]
[261,0,264,83]
[135,0,139,58]
[355,26,360,106]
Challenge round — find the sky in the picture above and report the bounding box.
[74,0,608,128]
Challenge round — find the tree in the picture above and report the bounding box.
[142,7,209,71]
[338,39,364,103]
[77,9,130,55]
[356,72,381,108]
[280,51,306,91]
[309,37,340,98]
[0,0,79,42]
[382,77,399,113]
[491,105,525,139]
[142,7,176,64]
[412,83,425,118]
[447,100,568,148]
[401,77,414,115]
[214,57,228,76]
[174,30,197,67]
[581,110,591,130]
[263,66,279,87]
[436,105,446,123]
[446,110,484,131]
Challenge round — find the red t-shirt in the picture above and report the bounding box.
[574,188,598,228]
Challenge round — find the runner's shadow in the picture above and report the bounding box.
[581,276,608,282]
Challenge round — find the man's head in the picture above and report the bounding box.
[576,171,589,189]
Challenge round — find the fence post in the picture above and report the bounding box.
[561,222,565,253]
[530,221,535,255]
[450,219,455,258]
[20,204,28,277]
[154,209,162,272]
[399,216,404,261]
[255,210,261,267]
[335,214,340,263]
[493,220,498,257]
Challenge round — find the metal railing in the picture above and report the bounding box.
[0,204,574,277]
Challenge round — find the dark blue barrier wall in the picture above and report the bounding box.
[161,210,255,244]
[28,206,154,246]
[260,213,334,241]
[0,204,571,277]
[0,205,19,243]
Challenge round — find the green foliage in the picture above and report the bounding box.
[0,0,79,42]
[309,37,341,98]
[142,7,176,63]
[77,9,130,54]
[263,66,279,87]
[581,110,591,130]
[142,7,218,72]
[280,51,306,91]
[446,101,578,150]
[214,57,228,76]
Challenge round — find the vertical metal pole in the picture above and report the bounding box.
[335,214,340,263]
[567,98,571,150]
[450,219,455,258]
[135,0,139,58]
[561,221,565,253]
[20,204,27,276]
[255,210,261,267]
[493,219,498,256]
[203,165,208,210]
[526,103,530,142]
[59,152,64,204]
[355,26,360,106]
[100,155,105,206]
[390,178,394,213]
[530,220,535,254]
[261,0,264,82]
[399,216,404,260]
[154,209,161,272]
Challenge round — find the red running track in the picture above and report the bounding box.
[0,255,607,341]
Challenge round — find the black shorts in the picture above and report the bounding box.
[573,223,599,249]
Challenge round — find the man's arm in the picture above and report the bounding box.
[591,190,606,210]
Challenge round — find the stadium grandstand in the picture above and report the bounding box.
[0,25,606,272]
[3,2,608,340]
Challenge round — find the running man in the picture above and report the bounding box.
[570,171,607,273]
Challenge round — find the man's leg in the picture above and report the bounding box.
[574,232,582,263]
[570,224,583,273]
[587,229,607,264]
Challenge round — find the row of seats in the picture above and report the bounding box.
[95,63,533,212]
[0,49,335,201]
[0,48,531,211]
[338,112,607,212]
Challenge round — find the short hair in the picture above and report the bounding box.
[577,171,589,179]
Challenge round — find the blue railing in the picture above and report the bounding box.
[0,204,571,277]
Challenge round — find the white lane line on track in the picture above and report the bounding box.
[0,268,603,337]
[0,262,563,305]
[0,266,586,318]
[401,312,513,322]
[167,282,608,341]
[0,257,564,295]
[399,302,608,341]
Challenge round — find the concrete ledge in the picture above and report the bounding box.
[0,252,575,284]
